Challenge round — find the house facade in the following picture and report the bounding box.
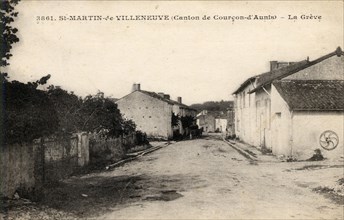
[116,84,196,140]
[196,109,234,134]
[196,110,216,132]
[215,118,227,133]
[233,47,344,160]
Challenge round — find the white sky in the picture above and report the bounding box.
[6,1,344,105]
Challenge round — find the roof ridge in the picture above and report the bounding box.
[139,90,196,110]
[248,47,343,94]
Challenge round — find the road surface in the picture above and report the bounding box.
[97,135,342,219]
[7,134,342,219]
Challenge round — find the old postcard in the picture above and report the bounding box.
[1,0,343,219]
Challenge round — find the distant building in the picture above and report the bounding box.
[196,110,216,132]
[116,84,196,140]
[233,47,344,160]
[196,108,234,134]
[226,107,235,137]
[215,118,227,133]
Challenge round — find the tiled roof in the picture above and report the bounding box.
[273,80,344,111]
[135,90,196,110]
[251,60,309,93]
[139,90,175,105]
[233,47,344,94]
[168,99,197,111]
[232,76,257,94]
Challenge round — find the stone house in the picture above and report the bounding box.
[116,84,196,140]
[233,47,344,160]
[196,110,234,133]
[215,118,227,133]
[196,110,216,132]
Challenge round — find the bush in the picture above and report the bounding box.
[2,75,137,145]
[135,130,149,145]
[2,76,59,144]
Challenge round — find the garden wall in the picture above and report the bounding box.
[0,133,89,199]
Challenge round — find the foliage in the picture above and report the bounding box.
[80,92,136,137]
[171,112,196,130]
[3,76,136,144]
[47,87,136,137]
[46,85,83,134]
[180,115,195,129]
[190,100,234,113]
[0,1,136,144]
[1,0,20,67]
[171,112,179,127]
[121,119,136,136]
[135,130,148,145]
[2,75,59,144]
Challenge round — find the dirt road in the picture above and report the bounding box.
[5,135,343,219]
[96,135,343,219]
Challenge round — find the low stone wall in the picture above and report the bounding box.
[89,133,137,165]
[0,133,89,199]
[0,143,39,199]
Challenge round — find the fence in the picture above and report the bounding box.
[0,133,89,199]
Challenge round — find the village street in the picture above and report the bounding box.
[5,134,343,219]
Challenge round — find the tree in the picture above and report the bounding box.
[80,92,136,137]
[3,75,59,144]
[189,100,234,113]
[1,0,20,68]
[47,88,136,138]
[180,115,195,129]
[80,92,123,136]
[171,112,179,127]
[47,85,83,134]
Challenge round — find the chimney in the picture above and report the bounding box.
[335,46,343,57]
[270,61,278,71]
[131,83,141,92]
[158,92,164,97]
[177,97,182,104]
[163,94,170,100]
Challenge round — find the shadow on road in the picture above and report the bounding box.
[40,173,206,218]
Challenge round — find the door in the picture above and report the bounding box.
[274,113,282,154]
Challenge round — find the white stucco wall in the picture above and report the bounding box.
[116,91,173,139]
[270,85,293,157]
[197,114,215,132]
[234,82,257,145]
[271,84,344,160]
[254,87,272,149]
[235,54,343,158]
[215,119,227,132]
[292,112,344,160]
